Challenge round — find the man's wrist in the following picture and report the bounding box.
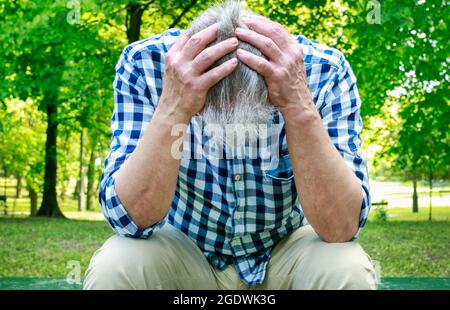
[154,101,193,126]
[279,99,320,128]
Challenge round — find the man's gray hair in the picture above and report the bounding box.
[187,1,274,146]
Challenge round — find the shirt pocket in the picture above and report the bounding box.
[263,154,295,184]
[253,154,297,232]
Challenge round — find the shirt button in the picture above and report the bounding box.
[234,174,241,181]
[235,213,241,221]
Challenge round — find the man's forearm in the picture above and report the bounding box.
[115,105,190,230]
[280,100,363,243]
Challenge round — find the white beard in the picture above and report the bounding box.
[201,98,275,149]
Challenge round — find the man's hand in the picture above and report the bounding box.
[235,16,312,115]
[159,23,239,122]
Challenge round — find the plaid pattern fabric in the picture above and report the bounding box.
[99,29,371,285]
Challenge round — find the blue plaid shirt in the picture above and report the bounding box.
[99,29,371,285]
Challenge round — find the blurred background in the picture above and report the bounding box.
[0,0,448,289]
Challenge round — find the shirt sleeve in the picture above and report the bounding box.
[319,56,371,239]
[98,45,167,239]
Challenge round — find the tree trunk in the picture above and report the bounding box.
[36,103,64,217]
[16,176,22,198]
[2,167,7,198]
[428,171,433,222]
[28,184,37,216]
[78,130,85,212]
[73,179,80,200]
[126,3,144,44]
[125,0,199,43]
[412,174,418,213]
[168,0,199,28]
[86,148,96,211]
[2,167,7,216]
[59,133,70,202]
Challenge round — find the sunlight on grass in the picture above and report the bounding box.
[64,212,104,221]
[370,180,450,208]
[369,207,450,222]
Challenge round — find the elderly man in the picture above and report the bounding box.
[84,1,377,290]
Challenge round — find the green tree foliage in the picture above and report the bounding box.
[0,0,120,216]
[353,0,449,210]
[348,0,449,116]
[0,99,46,215]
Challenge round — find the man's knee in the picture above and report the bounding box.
[294,240,377,290]
[83,225,216,289]
[83,234,168,289]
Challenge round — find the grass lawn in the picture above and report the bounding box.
[0,217,112,278]
[0,208,449,279]
[369,206,450,222]
[358,221,450,277]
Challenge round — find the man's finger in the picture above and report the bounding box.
[236,48,273,77]
[183,23,220,60]
[170,30,189,53]
[242,16,291,49]
[192,37,239,74]
[201,57,239,88]
[235,27,283,61]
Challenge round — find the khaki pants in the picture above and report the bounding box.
[83,224,377,290]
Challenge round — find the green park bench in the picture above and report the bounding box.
[0,277,449,290]
[372,201,388,207]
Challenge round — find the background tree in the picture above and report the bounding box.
[0,0,121,216]
[0,99,46,215]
